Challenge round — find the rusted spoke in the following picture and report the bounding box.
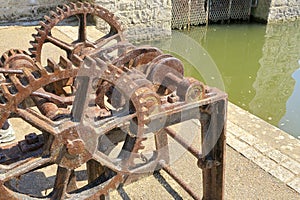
[1,157,52,182]
[32,88,74,105]
[46,35,73,53]
[94,33,120,49]
[78,13,87,42]
[51,166,72,200]
[16,108,62,135]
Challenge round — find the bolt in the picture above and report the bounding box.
[25,133,39,144]
[66,139,85,156]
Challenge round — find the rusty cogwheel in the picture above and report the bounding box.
[0,53,161,199]
[29,2,125,63]
[0,49,35,71]
[0,1,210,199]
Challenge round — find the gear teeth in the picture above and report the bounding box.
[123,66,130,73]
[56,7,64,15]
[2,52,9,61]
[114,72,121,79]
[31,34,38,39]
[63,4,71,13]
[33,62,48,77]
[50,11,58,19]
[8,49,16,57]
[34,36,42,41]
[107,64,114,72]
[9,76,24,92]
[0,85,12,99]
[29,2,124,63]
[44,15,51,22]
[22,68,36,83]
[34,27,45,35]
[0,92,8,104]
[77,2,83,9]
[59,56,72,69]
[16,49,23,54]
[47,58,59,73]
[72,54,83,67]
[69,2,77,10]
[95,58,107,69]
[82,56,96,72]
[39,21,49,30]
[28,48,37,57]
[34,62,43,71]
[83,2,91,10]
[29,41,38,48]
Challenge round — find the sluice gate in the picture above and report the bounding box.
[171,0,253,29]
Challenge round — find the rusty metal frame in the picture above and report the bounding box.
[152,87,227,200]
[0,2,227,199]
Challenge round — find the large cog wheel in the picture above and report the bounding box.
[0,54,160,199]
[29,2,125,63]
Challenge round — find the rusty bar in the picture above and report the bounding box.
[0,68,23,74]
[164,127,202,159]
[159,160,201,200]
[155,129,170,164]
[201,99,227,200]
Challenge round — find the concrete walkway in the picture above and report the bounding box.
[0,25,299,199]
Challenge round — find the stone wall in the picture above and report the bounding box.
[268,0,300,22]
[251,0,300,23]
[0,0,67,23]
[94,0,172,42]
[251,0,272,22]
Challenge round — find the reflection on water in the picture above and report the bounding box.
[279,67,300,138]
[143,19,300,138]
[249,20,300,138]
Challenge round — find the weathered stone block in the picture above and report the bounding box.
[0,0,67,22]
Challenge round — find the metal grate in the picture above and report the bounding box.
[171,0,252,28]
[230,0,252,20]
[171,0,207,29]
[171,0,189,29]
[190,0,206,25]
[208,0,230,22]
[208,0,252,22]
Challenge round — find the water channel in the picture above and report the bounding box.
[144,19,300,139]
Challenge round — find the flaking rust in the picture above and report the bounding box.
[0,2,227,199]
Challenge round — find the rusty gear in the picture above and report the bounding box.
[0,49,35,71]
[29,2,125,63]
[0,54,154,199]
[0,2,228,200]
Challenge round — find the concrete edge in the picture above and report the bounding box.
[227,102,300,194]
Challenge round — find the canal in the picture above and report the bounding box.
[145,19,300,139]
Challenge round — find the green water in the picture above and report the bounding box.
[145,20,300,139]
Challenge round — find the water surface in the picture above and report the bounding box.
[145,20,300,138]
